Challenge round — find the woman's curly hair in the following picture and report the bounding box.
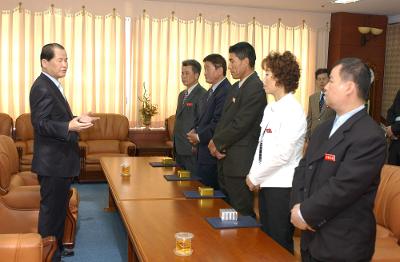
[262,51,300,93]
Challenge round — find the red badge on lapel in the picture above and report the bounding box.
[324,153,336,162]
[266,128,272,133]
[186,102,193,107]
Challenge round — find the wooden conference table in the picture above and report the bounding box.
[100,156,296,262]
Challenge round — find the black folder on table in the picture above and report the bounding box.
[163,174,201,181]
[206,216,261,229]
[149,162,177,167]
[183,190,226,199]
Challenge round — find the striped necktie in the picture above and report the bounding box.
[319,93,325,112]
[206,88,213,101]
[182,90,189,104]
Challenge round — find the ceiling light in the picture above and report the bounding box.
[332,0,361,4]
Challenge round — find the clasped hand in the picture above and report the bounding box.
[186,129,199,145]
[208,139,226,159]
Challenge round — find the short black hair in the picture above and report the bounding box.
[40,43,65,67]
[315,68,329,79]
[333,57,371,101]
[182,59,201,75]
[228,42,256,68]
[203,54,227,76]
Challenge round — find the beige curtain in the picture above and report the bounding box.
[1,6,329,126]
[128,13,329,127]
[0,6,125,120]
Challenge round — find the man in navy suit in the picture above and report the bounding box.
[290,57,386,261]
[187,54,231,189]
[30,43,98,261]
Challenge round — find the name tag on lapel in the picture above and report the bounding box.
[324,153,336,162]
[186,102,193,107]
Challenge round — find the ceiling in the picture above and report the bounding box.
[150,0,400,16]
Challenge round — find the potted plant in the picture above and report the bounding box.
[139,83,158,129]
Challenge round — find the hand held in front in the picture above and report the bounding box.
[69,117,93,132]
[79,112,100,123]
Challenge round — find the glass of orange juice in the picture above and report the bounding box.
[174,232,194,256]
[120,162,130,176]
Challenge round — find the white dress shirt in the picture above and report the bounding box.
[329,105,365,137]
[42,71,65,99]
[248,93,306,188]
[238,72,255,88]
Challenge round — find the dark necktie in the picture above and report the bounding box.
[206,88,213,101]
[319,93,325,112]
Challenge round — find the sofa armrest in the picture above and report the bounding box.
[14,141,26,159]
[120,141,136,156]
[1,186,40,210]
[78,141,88,154]
[0,233,46,262]
[42,236,57,262]
[78,142,88,179]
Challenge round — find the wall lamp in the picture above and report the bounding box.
[358,26,383,46]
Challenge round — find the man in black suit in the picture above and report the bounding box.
[30,43,98,262]
[174,60,206,175]
[187,54,231,189]
[386,89,400,165]
[290,57,386,261]
[208,42,266,216]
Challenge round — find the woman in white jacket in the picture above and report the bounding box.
[246,51,306,253]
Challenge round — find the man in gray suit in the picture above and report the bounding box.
[306,68,335,141]
[174,59,206,174]
[208,42,266,216]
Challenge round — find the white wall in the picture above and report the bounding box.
[1,0,330,29]
[388,14,400,24]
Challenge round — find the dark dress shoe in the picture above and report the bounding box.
[61,249,75,257]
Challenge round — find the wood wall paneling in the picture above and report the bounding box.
[328,12,388,121]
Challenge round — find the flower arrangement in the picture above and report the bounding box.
[138,83,158,127]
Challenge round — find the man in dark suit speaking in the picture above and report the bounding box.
[290,57,386,261]
[30,43,98,261]
[208,42,266,216]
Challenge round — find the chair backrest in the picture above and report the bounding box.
[0,152,11,195]
[374,164,400,240]
[15,113,34,141]
[165,115,175,140]
[79,113,130,141]
[0,135,19,174]
[0,113,13,137]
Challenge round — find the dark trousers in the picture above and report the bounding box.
[175,154,197,176]
[197,162,219,189]
[259,187,294,254]
[38,175,72,262]
[388,140,400,165]
[218,162,255,217]
[301,249,323,262]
